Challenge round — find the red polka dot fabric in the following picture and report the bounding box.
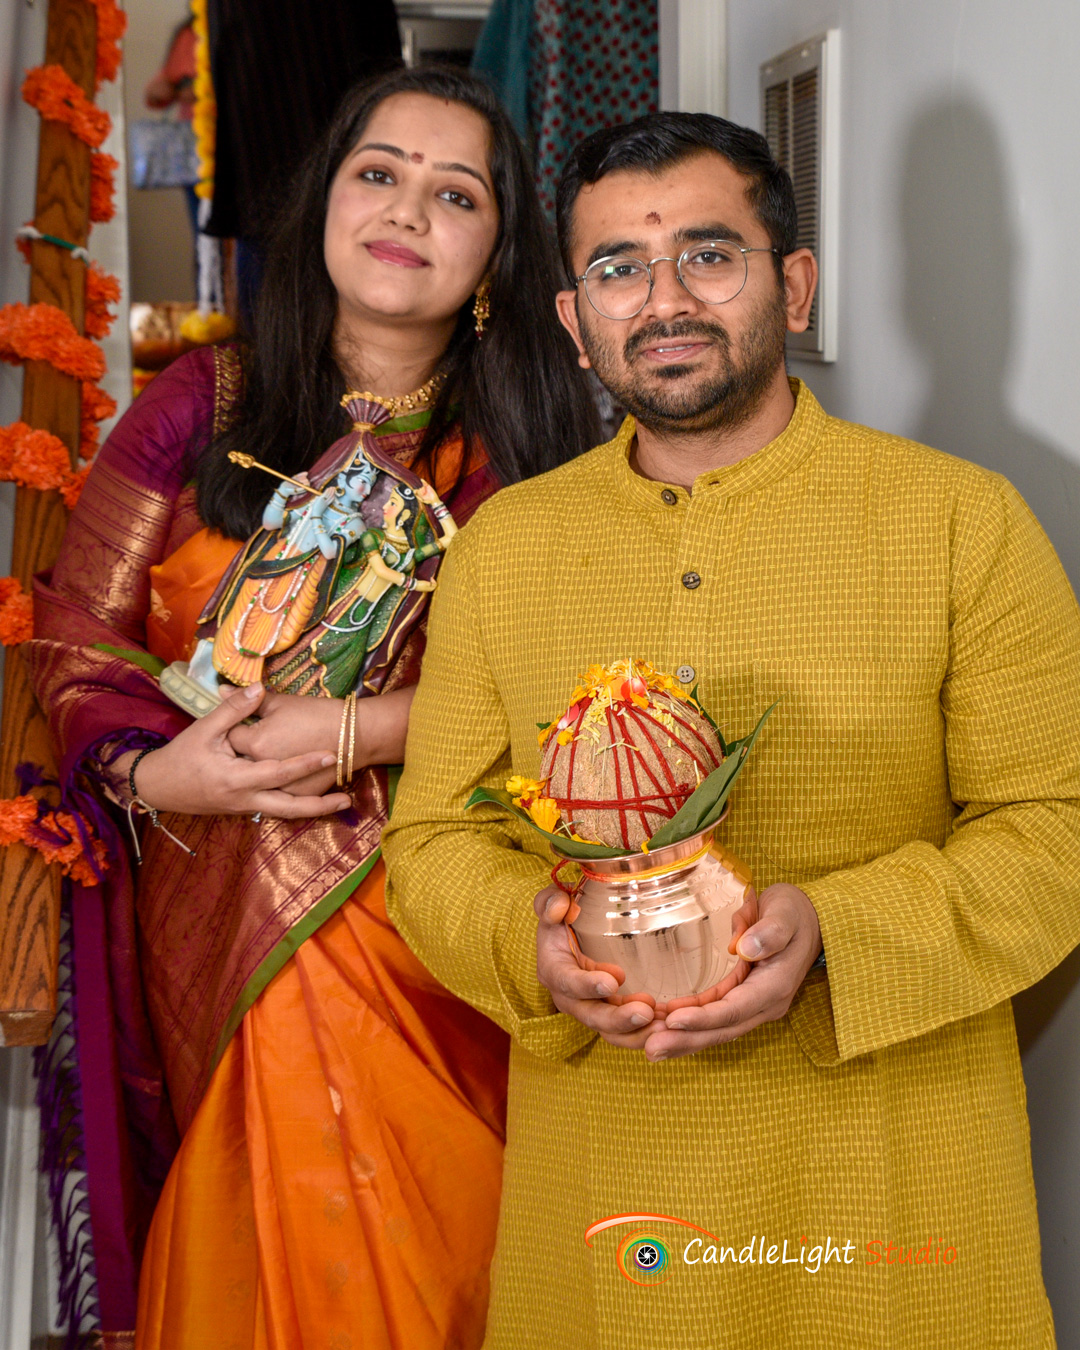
[528,0,659,216]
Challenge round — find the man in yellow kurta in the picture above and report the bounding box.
[383,112,1080,1349]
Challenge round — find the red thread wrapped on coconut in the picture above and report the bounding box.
[536,659,724,851]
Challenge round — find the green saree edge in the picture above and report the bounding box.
[92,643,167,678]
[208,848,382,1074]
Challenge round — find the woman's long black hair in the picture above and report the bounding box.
[197,65,600,539]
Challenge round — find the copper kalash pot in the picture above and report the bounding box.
[562,818,753,1006]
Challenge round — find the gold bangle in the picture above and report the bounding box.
[346,691,357,784]
[336,696,350,788]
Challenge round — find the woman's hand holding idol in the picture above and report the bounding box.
[226,685,416,796]
[119,684,353,818]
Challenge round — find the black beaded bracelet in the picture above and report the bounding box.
[128,747,154,803]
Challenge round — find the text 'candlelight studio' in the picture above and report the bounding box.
[682,1236,959,1273]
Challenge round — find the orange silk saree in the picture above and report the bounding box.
[137,862,506,1350]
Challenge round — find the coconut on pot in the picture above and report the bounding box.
[536,659,724,851]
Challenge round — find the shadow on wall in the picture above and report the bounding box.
[901,98,1080,1335]
[900,95,1080,594]
[901,99,1080,1050]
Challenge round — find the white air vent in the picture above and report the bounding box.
[761,30,840,362]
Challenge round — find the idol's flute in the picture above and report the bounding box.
[227,450,349,514]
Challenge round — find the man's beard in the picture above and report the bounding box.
[578,286,789,435]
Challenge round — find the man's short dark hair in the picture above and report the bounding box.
[554,112,798,282]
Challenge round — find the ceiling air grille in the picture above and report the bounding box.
[761,31,840,361]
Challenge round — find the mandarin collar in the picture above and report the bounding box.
[608,378,826,513]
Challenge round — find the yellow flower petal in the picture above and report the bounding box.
[527,797,561,833]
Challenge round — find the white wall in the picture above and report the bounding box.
[728,0,1080,589]
[726,0,1080,1339]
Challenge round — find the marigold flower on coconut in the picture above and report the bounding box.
[526,797,561,834]
[506,775,546,808]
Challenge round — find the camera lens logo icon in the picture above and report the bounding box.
[616,1231,671,1285]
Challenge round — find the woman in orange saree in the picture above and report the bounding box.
[26,66,599,1350]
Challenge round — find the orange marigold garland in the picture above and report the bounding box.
[0,793,109,886]
[80,382,117,459]
[21,65,111,149]
[0,421,92,505]
[84,262,120,339]
[0,302,106,381]
[0,794,38,846]
[0,414,110,500]
[60,462,93,510]
[32,810,110,887]
[89,151,118,223]
[0,422,72,491]
[79,418,99,460]
[8,0,125,505]
[1,0,124,888]
[0,421,93,507]
[85,0,127,89]
[0,576,34,646]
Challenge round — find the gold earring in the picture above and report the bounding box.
[473,279,491,339]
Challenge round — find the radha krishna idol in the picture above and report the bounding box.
[165,385,458,712]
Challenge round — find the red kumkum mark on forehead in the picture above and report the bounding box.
[410,151,425,163]
[645,212,661,224]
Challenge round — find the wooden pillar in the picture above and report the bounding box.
[0,0,97,1047]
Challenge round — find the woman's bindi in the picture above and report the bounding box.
[410,151,425,163]
[645,211,661,224]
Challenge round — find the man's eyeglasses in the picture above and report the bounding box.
[575,240,781,320]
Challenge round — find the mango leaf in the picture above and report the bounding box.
[465,786,627,860]
[644,702,778,850]
[689,683,728,756]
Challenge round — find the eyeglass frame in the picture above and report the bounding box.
[574,240,783,320]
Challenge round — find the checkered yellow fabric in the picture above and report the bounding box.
[384,381,1079,1349]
